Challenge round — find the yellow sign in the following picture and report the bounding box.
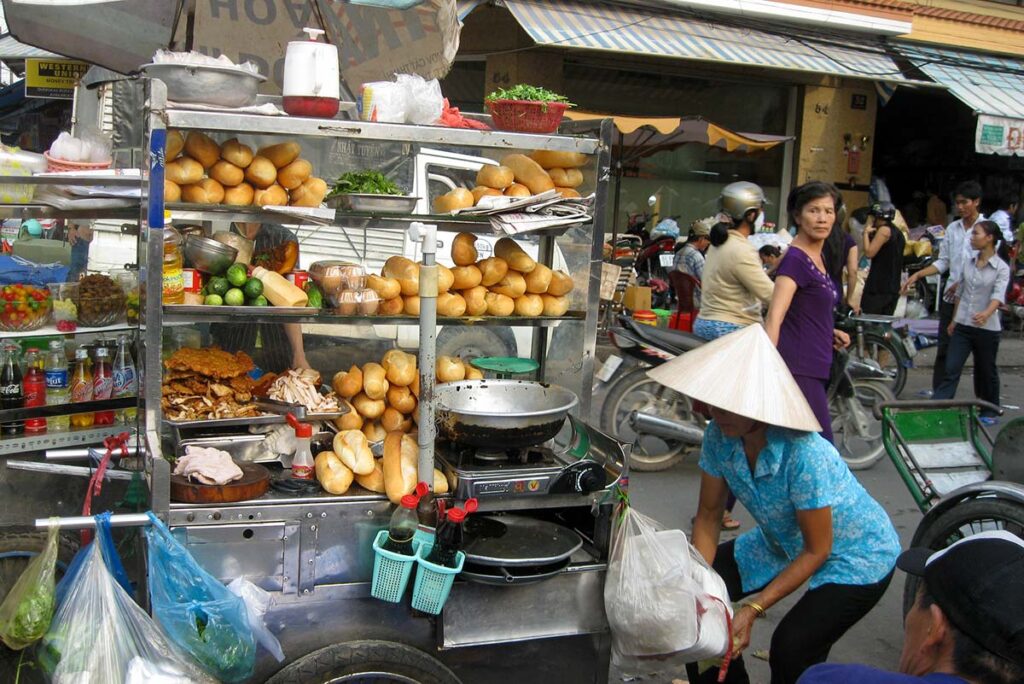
[25,59,89,99]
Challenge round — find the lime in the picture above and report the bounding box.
[204,294,224,306]
[208,276,230,297]
[250,295,269,307]
[243,277,264,300]
[226,263,248,287]
[224,288,245,306]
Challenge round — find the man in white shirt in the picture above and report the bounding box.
[988,191,1018,246]
[904,181,985,393]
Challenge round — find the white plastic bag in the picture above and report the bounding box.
[604,506,732,663]
[228,578,285,663]
[395,74,443,125]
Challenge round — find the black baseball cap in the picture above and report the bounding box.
[897,530,1024,666]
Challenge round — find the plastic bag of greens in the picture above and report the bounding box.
[38,540,214,684]
[0,522,59,650]
[54,512,132,607]
[144,512,256,683]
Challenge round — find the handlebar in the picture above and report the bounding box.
[872,399,1004,420]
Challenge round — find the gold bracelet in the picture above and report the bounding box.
[742,601,767,618]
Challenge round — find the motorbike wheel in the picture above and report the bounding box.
[902,497,1024,616]
[600,367,702,471]
[851,333,908,398]
[830,379,893,470]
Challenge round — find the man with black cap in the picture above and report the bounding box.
[798,530,1024,683]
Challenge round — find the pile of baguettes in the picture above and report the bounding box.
[163,131,328,208]
[433,150,587,212]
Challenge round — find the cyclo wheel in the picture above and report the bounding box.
[266,640,461,684]
[852,333,908,398]
[902,497,1024,616]
[599,367,703,471]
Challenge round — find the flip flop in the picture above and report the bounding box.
[722,514,741,530]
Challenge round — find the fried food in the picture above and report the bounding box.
[162,347,260,421]
[165,348,255,379]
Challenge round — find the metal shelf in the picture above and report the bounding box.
[0,174,142,186]
[165,110,602,155]
[162,306,585,326]
[0,204,139,220]
[0,396,138,422]
[0,424,136,457]
[0,322,136,340]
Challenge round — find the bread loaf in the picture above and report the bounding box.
[381,407,407,433]
[355,459,386,493]
[403,295,420,316]
[165,157,203,185]
[334,400,363,431]
[314,451,353,495]
[209,160,244,187]
[524,263,553,293]
[485,292,515,316]
[471,186,502,204]
[383,432,418,504]
[362,421,387,444]
[277,158,312,190]
[258,142,301,168]
[181,178,225,205]
[362,362,389,400]
[379,297,404,315]
[514,293,544,316]
[221,138,254,168]
[495,238,536,273]
[504,183,530,198]
[500,153,555,195]
[478,257,508,287]
[383,256,420,297]
[541,293,570,316]
[333,429,375,475]
[223,182,255,206]
[352,392,385,419]
[547,168,570,186]
[451,265,482,290]
[164,179,181,203]
[462,285,488,316]
[166,130,185,160]
[245,156,277,189]
[563,168,584,188]
[438,292,467,317]
[382,350,416,387]
[433,188,474,214]
[184,131,220,169]
[288,177,328,207]
[529,150,588,169]
[476,164,514,190]
[547,270,574,296]
[253,183,288,207]
[491,271,527,299]
[436,356,466,382]
[333,365,363,398]
[452,232,478,266]
[386,385,416,414]
[555,187,581,199]
[367,275,401,301]
[438,264,454,293]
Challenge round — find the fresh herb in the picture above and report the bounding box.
[485,84,573,106]
[328,171,403,196]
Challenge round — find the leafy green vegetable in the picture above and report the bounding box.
[328,171,403,196]
[304,282,324,309]
[485,84,573,106]
[0,526,59,651]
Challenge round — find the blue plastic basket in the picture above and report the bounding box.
[411,543,465,615]
[371,530,420,603]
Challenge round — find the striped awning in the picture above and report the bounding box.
[898,44,1024,120]
[495,0,910,83]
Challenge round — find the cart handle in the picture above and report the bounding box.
[873,399,1003,420]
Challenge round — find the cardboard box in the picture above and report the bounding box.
[622,285,652,312]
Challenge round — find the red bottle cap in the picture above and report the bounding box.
[286,413,313,438]
[415,481,429,497]
[400,494,419,509]
[447,508,467,523]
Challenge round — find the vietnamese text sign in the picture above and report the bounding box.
[25,59,89,99]
[975,114,1024,157]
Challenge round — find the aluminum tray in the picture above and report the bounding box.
[164,304,313,316]
[165,410,342,429]
[325,193,419,213]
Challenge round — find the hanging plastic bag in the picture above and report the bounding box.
[145,512,256,683]
[38,541,214,684]
[0,522,60,650]
[604,504,733,665]
[227,578,285,662]
[55,512,132,607]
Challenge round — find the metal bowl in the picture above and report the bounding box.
[183,234,238,274]
[435,380,579,449]
[141,63,265,108]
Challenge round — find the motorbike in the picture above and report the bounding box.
[835,312,916,398]
[600,316,893,471]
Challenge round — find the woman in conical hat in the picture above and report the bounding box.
[648,325,900,684]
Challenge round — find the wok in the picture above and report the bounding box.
[435,380,579,449]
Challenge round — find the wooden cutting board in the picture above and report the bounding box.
[170,461,271,504]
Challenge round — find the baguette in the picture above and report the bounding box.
[184,131,220,169]
[362,362,389,400]
[472,186,502,204]
[258,142,301,168]
[438,264,454,293]
[437,292,467,317]
[367,274,401,301]
[452,232,478,266]
[220,138,254,168]
[164,179,181,203]
[277,158,312,190]
[436,356,466,383]
[529,150,588,169]
[333,429,375,475]
[379,297,404,315]
[524,263,553,293]
[181,177,225,205]
[383,350,416,387]
[484,292,515,316]
[355,459,386,493]
[209,160,244,187]
[333,365,363,398]
[222,182,255,206]
[462,285,488,316]
[314,451,353,495]
[382,256,420,297]
[166,130,185,160]
[386,385,416,414]
[383,432,418,504]
[476,164,514,190]
[334,400,363,431]
[381,407,407,432]
[253,183,288,207]
[514,293,544,316]
[504,183,530,198]
[541,293,570,316]
[245,156,278,188]
[362,420,387,444]
[288,177,328,207]
[499,153,555,195]
[451,265,482,290]
[491,271,527,299]
[352,392,385,420]
[165,157,203,185]
[547,270,574,296]
[494,237,536,273]
[478,257,508,287]
[434,188,474,214]
[403,295,420,316]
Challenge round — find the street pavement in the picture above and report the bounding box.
[596,332,1024,683]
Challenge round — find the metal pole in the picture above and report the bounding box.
[410,222,438,487]
[35,513,152,530]
[610,129,623,247]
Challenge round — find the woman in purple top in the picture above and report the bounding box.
[766,182,852,441]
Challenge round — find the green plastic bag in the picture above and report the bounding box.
[0,523,59,650]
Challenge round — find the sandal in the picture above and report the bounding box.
[722,513,741,530]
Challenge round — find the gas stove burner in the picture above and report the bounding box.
[473,449,513,464]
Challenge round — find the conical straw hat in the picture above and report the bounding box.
[646,324,822,432]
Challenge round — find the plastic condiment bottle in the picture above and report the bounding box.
[252,266,308,307]
[163,214,184,305]
[286,413,314,480]
[425,498,478,568]
[382,494,421,557]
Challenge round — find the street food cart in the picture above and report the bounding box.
[0,70,624,682]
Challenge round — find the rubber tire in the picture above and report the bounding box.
[902,498,1024,616]
[0,529,80,682]
[830,379,892,470]
[599,367,699,471]
[266,639,461,684]
[436,326,516,361]
[857,333,908,398]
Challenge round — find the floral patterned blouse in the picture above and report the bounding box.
[700,422,900,592]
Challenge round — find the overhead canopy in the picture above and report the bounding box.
[490,0,910,84]
[564,112,790,157]
[898,44,1024,156]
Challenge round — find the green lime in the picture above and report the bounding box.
[243,277,264,300]
[204,294,223,306]
[249,295,269,307]
[208,276,230,297]
[224,288,245,306]
[226,263,248,287]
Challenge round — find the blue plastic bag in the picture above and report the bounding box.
[0,255,68,286]
[144,512,256,683]
[54,512,132,607]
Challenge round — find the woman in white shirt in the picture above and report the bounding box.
[933,220,1009,422]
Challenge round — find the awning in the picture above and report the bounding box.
[564,111,790,156]
[0,34,62,61]
[494,0,910,83]
[899,44,1024,156]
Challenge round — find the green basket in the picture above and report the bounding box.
[371,529,420,603]
[411,543,465,615]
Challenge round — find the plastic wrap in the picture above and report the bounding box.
[0,523,59,650]
[152,49,261,76]
[144,512,256,683]
[227,578,285,663]
[360,74,443,124]
[38,542,213,684]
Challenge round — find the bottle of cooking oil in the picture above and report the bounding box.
[162,212,184,305]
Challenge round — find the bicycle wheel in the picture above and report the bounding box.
[851,333,908,397]
[830,380,893,470]
[600,367,703,471]
[902,497,1024,615]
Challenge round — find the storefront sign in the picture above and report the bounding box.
[975,114,1024,157]
[24,59,88,99]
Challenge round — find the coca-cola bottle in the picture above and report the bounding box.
[22,348,46,433]
[1,343,24,435]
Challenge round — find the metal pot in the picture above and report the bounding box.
[183,234,238,274]
[435,380,579,449]
[141,63,265,108]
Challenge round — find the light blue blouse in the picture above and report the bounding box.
[700,422,900,592]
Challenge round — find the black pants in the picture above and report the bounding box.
[933,324,1001,415]
[932,297,956,393]
[686,541,893,684]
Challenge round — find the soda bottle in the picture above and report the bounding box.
[112,334,137,424]
[69,347,94,428]
[92,346,114,425]
[0,343,24,435]
[22,348,46,433]
[44,340,70,433]
[381,494,420,556]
